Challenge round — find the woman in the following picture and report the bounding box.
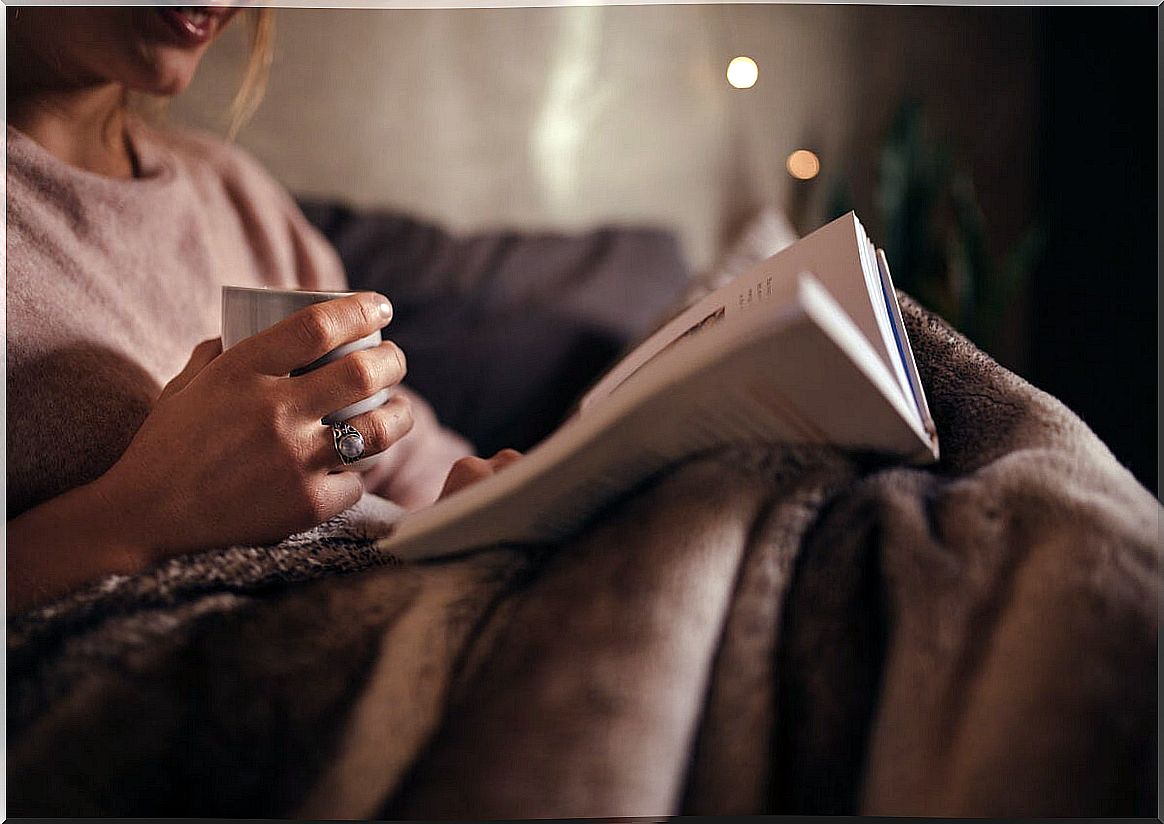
[6,6,517,613]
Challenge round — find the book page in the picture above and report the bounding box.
[577,212,905,416]
[876,249,937,446]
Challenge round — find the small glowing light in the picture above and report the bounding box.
[726,56,758,89]
[786,149,821,180]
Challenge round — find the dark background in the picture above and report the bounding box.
[1031,8,1158,495]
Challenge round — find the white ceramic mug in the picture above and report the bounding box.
[221,285,392,442]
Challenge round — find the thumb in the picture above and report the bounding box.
[158,337,223,402]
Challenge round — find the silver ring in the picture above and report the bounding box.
[331,421,366,465]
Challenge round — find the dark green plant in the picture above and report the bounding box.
[832,99,1046,355]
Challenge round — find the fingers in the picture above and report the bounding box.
[158,338,223,402]
[311,394,416,469]
[490,448,523,470]
[293,340,407,418]
[307,471,366,524]
[439,456,493,499]
[439,449,523,499]
[235,293,393,376]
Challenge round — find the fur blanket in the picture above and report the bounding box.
[8,297,1159,817]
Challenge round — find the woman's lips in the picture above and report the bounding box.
[154,6,234,46]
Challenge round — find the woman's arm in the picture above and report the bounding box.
[7,475,156,613]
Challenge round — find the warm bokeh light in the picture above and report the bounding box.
[786,149,821,180]
[726,56,758,89]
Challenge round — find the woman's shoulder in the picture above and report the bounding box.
[139,120,347,291]
[139,120,288,199]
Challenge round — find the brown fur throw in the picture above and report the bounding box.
[8,296,1159,817]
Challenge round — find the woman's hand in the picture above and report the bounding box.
[8,292,412,612]
[105,292,414,555]
[438,449,523,500]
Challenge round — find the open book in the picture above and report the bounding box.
[375,212,939,559]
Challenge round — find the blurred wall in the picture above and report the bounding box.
[169,5,1040,275]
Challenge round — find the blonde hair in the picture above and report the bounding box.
[227,8,276,138]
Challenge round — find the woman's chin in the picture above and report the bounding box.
[151,75,196,98]
[127,57,202,98]
[126,7,230,96]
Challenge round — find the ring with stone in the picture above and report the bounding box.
[331,421,367,465]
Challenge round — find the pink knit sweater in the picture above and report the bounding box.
[5,120,472,519]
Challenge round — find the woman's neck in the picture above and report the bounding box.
[8,84,137,179]
[6,10,140,180]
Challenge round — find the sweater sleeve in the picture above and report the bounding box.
[357,385,475,510]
